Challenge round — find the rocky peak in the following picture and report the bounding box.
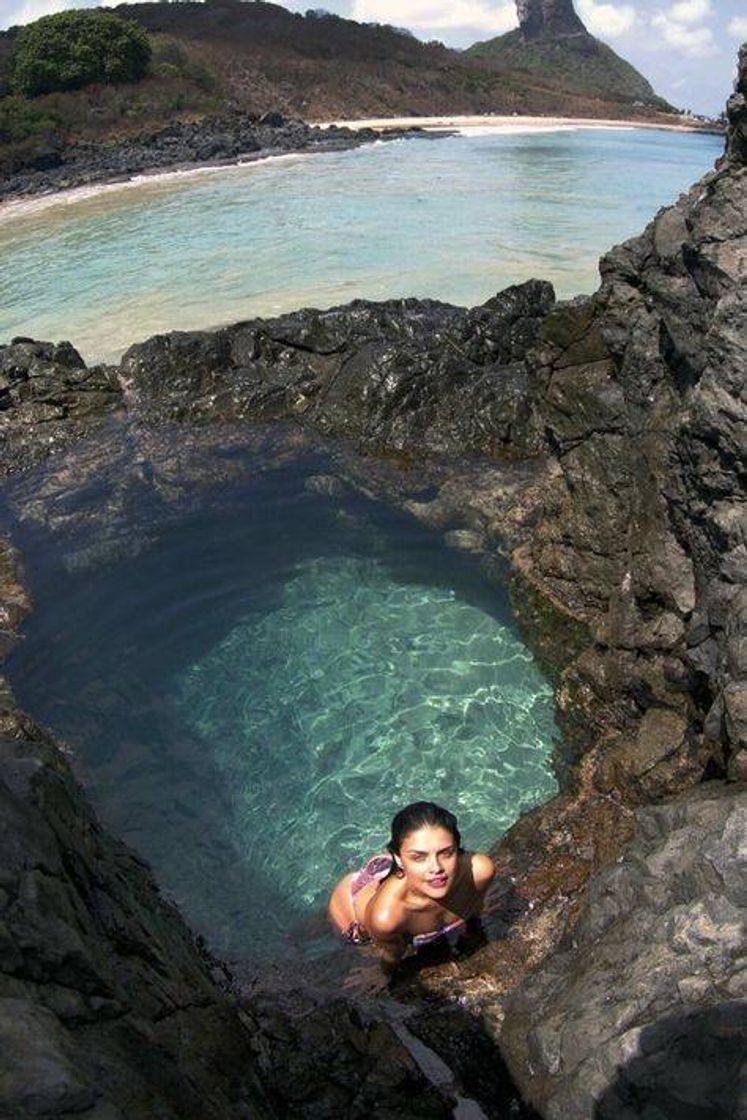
[725,42,746,165]
[516,0,586,39]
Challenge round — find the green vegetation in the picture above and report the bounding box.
[149,36,220,94]
[0,19,224,176]
[0,94,59,143]
[466,30,668,107]
[11,10,151,97]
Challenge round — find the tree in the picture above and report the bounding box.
[11,10,151,98]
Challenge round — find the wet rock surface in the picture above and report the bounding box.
[120,279,555,458]
[0,339,121,477]
[0,110,429,203]
[500,783,746,1119]
[0,731,275,1120]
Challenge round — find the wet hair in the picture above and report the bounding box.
[386,801,464,864]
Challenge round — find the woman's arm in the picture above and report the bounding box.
[364,897,408,971]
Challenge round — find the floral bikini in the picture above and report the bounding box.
[343,852,466,948]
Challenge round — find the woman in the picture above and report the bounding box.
[328,801,495,971]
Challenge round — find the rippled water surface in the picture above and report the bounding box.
[0,128,722,361]
[5,432,556,959]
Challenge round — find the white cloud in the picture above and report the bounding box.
[651,11,717,55]
[726,16,747,39]
[576,1,637,39]
[351,0,517,35]
[667,0,711,25]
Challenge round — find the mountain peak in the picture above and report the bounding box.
[516,0,587,39]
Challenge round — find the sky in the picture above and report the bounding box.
[0,0,744,115]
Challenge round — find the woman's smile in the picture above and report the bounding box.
[427,873,449,889]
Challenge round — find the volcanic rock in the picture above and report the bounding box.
[0,111,390,203]
[516,0,586,39]
[0,39,745,1120]
[0,339,122,476]
[500,783,747,1119]
[120,280,556,459]
[467,0,661,106]
[0,732,276,1119]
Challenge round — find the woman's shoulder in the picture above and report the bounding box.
[363,875,408,938]
[467,850,496,889]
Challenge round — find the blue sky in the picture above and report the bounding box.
[1,0,744,114]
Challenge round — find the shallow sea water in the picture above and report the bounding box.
[176,554,556,913]
[5,435,556,960]
[0,128,722,362]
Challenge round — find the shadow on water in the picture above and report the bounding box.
[593,1004,746,1120]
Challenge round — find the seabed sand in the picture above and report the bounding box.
[318,113,716,134]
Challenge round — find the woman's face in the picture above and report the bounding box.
[397,824,459,898]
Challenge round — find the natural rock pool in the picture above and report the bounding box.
[5,427,557,962]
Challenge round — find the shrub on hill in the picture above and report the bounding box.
[0,94,59,143]
[11,10,151,97]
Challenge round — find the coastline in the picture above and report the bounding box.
[0,111,722,218]
[317,112,724,136]
[0,120,435,215]
[0,146,322,222]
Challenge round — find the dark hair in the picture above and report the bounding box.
[387,801,464,862]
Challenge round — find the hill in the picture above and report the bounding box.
[0,0,680,181]
[0,0,675,125]
[466,0,669,108]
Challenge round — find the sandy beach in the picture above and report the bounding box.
[0,113,721,220]
[318,113,720,135]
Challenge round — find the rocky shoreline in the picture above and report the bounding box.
[0,46,745,1120]
[0,108,440,204]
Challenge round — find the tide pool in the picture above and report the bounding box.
[5,445,557,959]
[0,128,722,363]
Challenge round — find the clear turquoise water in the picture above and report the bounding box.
[176,555,556,913]
[5,442,556,959]
[0,128,722,362]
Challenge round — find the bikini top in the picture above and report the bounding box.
[410,917,466,948]
[351,852,467,948]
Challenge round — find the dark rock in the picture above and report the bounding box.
[0,734,276,1119]
[0,340,121,476]
[120,281,555,460]
[517,0,586,39]
[244,991,454,1118]
[500,783,747,1119]
[512,49,746,781]
[0,111,432,203]
[258,111,287,128]
[724,43,747,166]
[0,41,744,1120]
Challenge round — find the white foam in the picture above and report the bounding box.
[0,149,317,224]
